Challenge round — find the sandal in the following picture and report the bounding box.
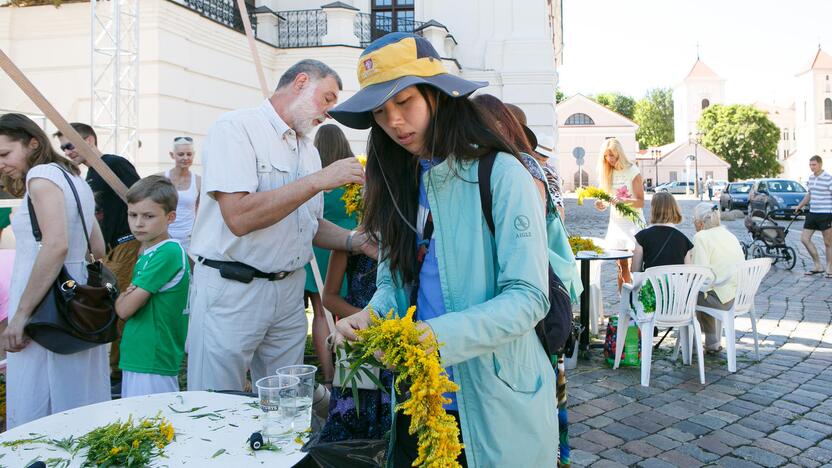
[805,270,824,276]
[826,273,832,279]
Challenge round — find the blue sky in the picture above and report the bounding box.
[557,0,832,105]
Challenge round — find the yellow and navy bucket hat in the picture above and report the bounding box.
[329,32,487,129]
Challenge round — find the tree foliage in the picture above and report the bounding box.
[592,92,636,120]
[697,104,781,180]
[633,88,674,150]
[556,88,565,104]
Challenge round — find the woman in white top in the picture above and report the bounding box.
[157,137,200,252]
[595,138,645,292]
[0,114,110,428]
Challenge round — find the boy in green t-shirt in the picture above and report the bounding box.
[115,176,190,397]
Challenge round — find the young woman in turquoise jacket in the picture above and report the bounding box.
[330,33,558,467]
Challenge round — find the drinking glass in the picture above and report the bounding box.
[275,364,317,432]
[255,374,300,441]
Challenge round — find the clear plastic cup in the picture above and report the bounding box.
[275,364,317,432]
[255,374,300,441]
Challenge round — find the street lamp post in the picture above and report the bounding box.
[689,132,703,199]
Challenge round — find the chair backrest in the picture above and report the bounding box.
[731,258,772,313]
[642,265,715,326]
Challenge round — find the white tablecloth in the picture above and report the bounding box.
[0,391,307,467]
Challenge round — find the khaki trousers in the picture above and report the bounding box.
[186,262,308,391]
[105,239,141,380]
[696,292,734,350]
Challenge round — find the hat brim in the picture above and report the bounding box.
[330,73,488,129]
[522,125,538,150]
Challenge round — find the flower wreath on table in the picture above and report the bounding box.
[341,306,464,467]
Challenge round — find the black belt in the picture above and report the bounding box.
[198,257,293,282]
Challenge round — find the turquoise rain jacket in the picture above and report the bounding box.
[368,153,558,467]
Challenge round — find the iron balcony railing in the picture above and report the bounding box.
[277,9,327,48]
[179,0,257,35]
[354,13,424,47]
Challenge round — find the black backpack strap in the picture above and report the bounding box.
[478,151,498,234]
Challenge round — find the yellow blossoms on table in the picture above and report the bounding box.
[353,306,464,468]
[576,185,645,227]
[568,236,604,256]
[75,414,176,467]
[342,154,367,220]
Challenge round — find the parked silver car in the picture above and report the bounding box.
[655,181,695,194]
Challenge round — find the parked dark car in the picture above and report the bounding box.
[748,178,807,217]
[719,181,754,212]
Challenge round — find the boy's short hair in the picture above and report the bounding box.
[810,155,823,165]
[650,191,682,225]
[53,122,98,145]
[126,175,178,213]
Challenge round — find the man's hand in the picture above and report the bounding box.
[594,199,607,211]
[333,308,373,347]
[312,158,364,191]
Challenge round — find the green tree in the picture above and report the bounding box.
[633,88,674,149]
[697,104,781,180]
[592,92,636,120]
[556,88,565,104]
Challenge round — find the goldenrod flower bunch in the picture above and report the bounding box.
[349,306,463,467]
[576,185,645,227]
[76,415,175,467]
[568,236,604,256]
[342,154,368,220]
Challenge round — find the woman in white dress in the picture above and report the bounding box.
[0,114,110,428]
[595,138,645,292]
[157,137,200,253]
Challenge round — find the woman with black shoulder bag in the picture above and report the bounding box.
[0,113,110,428]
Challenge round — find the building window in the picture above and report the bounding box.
[701,98,710,110]
[826,98,832,121]
[827,75,831,93]
[371,0,416,38]
[564,113,595,125]
[783,129,789,141]
[669,171,678,182]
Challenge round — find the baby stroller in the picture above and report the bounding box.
[742,210,797,270]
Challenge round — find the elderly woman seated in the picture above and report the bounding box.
[691,202,746,352]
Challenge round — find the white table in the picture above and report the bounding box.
[0,391,307,467]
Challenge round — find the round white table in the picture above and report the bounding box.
[0,391,307,467]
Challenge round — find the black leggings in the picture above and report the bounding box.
[393,411,468,467]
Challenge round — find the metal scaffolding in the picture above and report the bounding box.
[91,0,139,161]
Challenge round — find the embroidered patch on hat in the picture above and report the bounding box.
[363,58,374,71]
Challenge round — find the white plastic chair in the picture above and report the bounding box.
[696,258,771,372]
[614,265,714,387]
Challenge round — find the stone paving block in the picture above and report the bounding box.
[599,448,643,466]
[637,458,677,468]
[569,410,588,423]
[768,429,815,449]
[602,422,648,442]
[571,437,606,454]
[657,427,695,443]
[703,408,741,424]
[781,423,827,442]
[790,456,822,468]
[569,449,599,467]
[723,423,766,440]
[604,402,651,420]
[708,428,750,447]
[677,442,720,463]
[592,459,628,468]
[597,379,629,391]
[804,447,832,464]
[795,418,832,436]
[772,398,812,414]
[717,456,764,468]
[572,403,605,417]
[584,415,615,429]
[752,437,801,459]
[643,433,681,451]
[734,446,788,467]
[622,440,662,458]
[719,399,764,417]
[693,434,732,456]
[687,413,729,430]
[570,422,589,437]
[655,401,701,419]
[659,448,705,467]
[671,420,711,437]
[620,415,664,434]
[737,392,777,406]
[586,397,625,411]
[737,416,779,433]
[582,429,625,449]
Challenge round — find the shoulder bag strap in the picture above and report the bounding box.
[53,164,95,260]
[478,151,498,234]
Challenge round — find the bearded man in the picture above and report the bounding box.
[187,60,374,391]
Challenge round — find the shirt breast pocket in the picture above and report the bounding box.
[255,149,291,193]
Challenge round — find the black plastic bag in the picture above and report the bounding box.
[293,439,387,468]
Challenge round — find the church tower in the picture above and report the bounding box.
[673,58,725,142]
[793,47,832,173]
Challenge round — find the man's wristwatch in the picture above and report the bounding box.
[346,230,357,253]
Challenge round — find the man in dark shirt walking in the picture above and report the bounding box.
[54,123,141,392]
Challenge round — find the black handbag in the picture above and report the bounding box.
[23,165,120,354]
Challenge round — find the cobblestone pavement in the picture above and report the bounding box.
[563,196,832,468]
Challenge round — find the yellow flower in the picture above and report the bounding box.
[355,153,367,167]
[132,439,140,449]
[110,446,124,455]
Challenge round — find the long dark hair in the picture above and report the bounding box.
[362,85,520,286]
[314,124,355,168]
[0,113,79,197]
[471,94,535,156]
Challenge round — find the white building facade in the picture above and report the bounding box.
[0,0,563,176]
[672,59,725,143]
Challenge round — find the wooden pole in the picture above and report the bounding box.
[236,0,270,99]
[0,48,129,202]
